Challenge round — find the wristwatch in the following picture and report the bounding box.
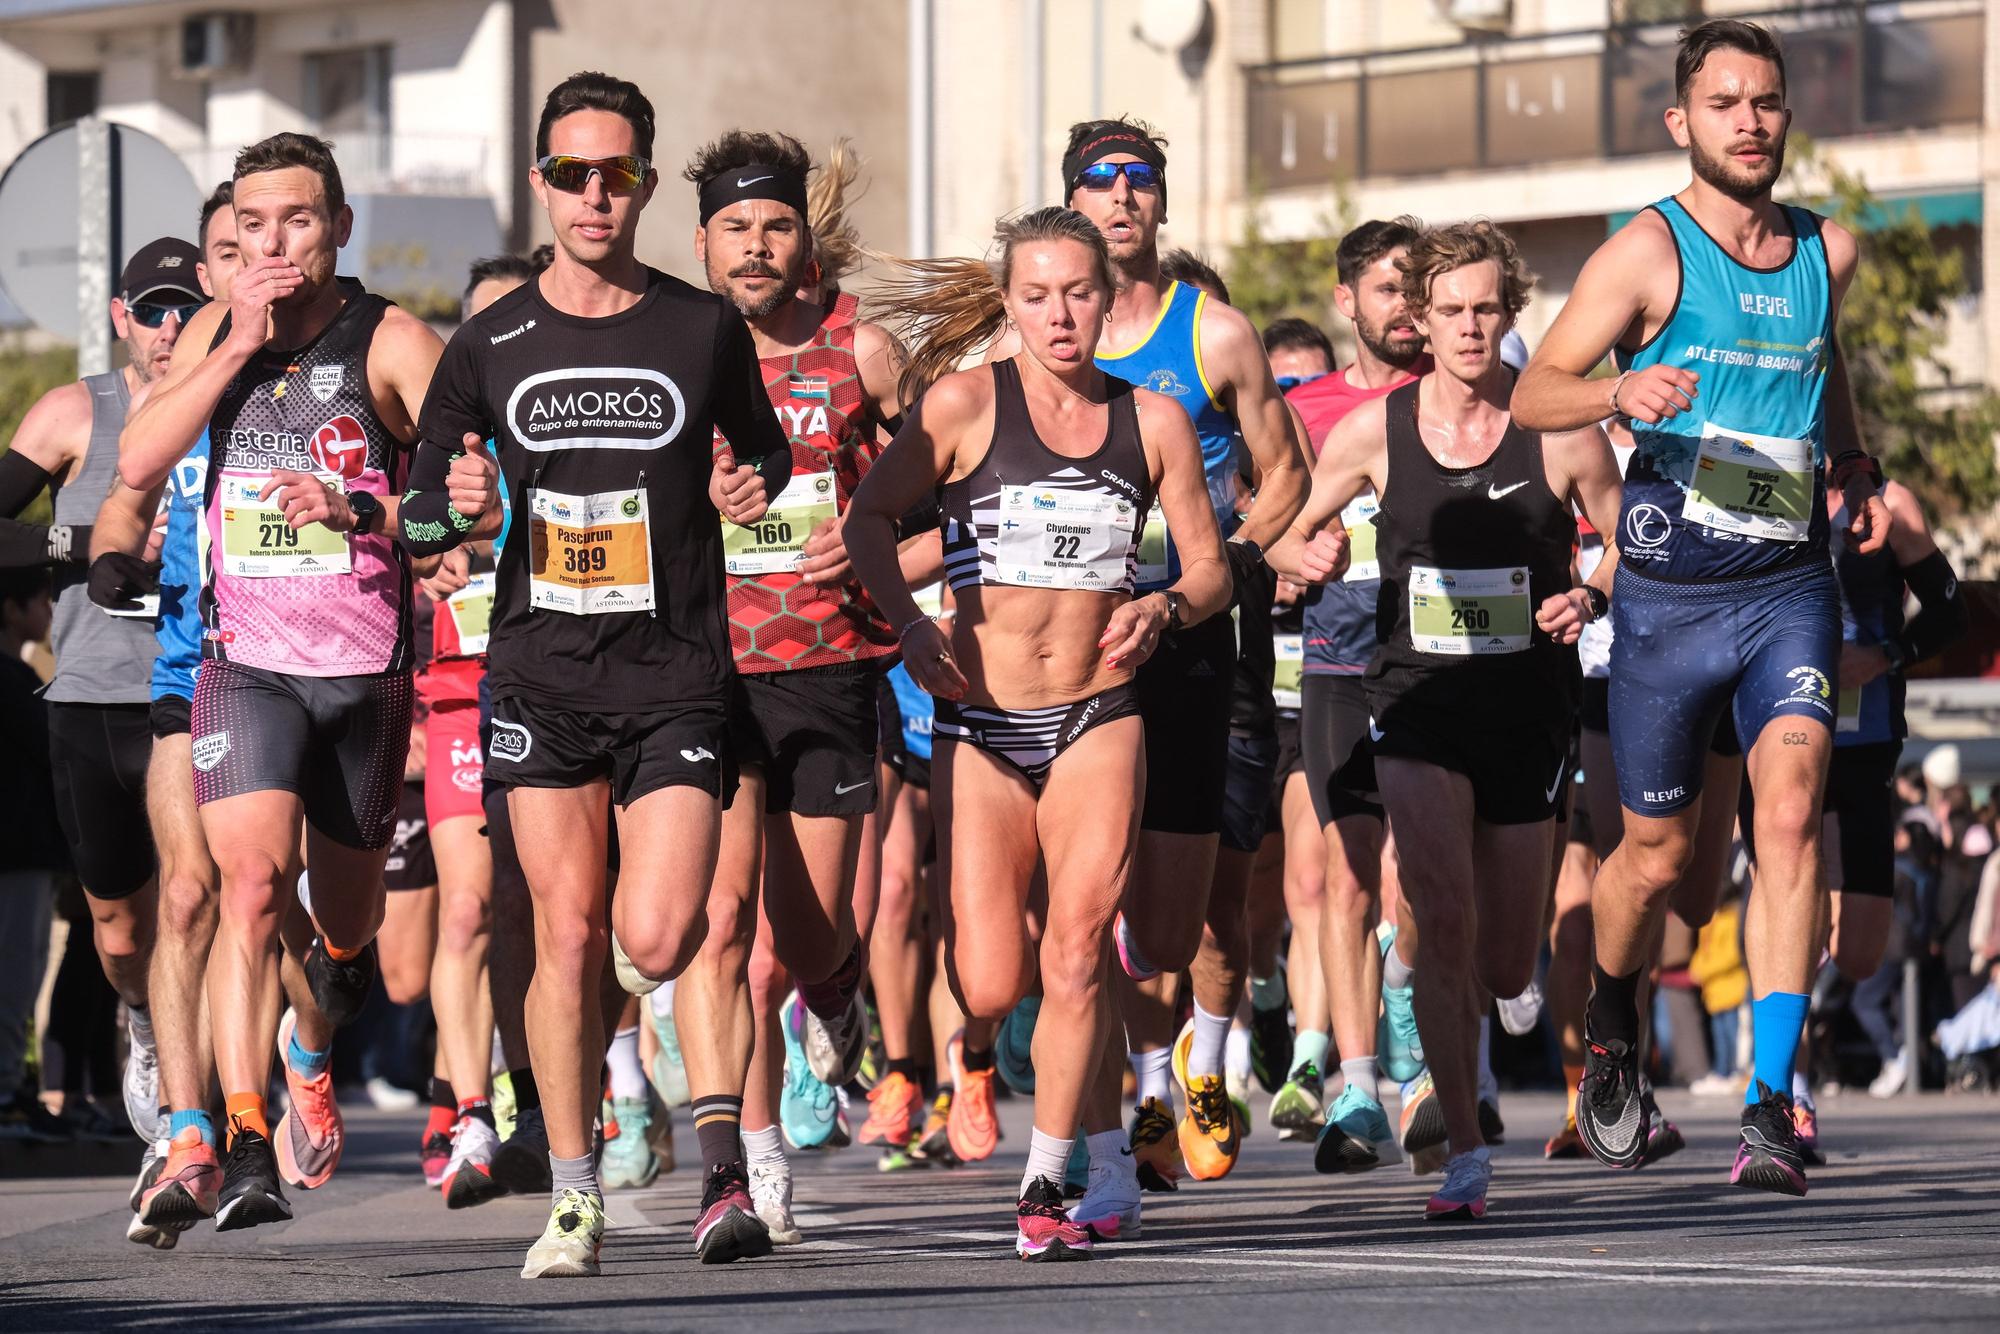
[348,489,382,535]
[1582,585,1609,622]
[1162,590,1186,633]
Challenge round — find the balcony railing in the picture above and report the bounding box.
[1244,1,1984,191]
[176,131,491,198]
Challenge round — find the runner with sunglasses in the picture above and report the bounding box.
[395,72,791,1278]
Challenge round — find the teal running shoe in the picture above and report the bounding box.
[995,995,1040,1094]
[780,991,839,1150]
[1314,1081,1396,1174]
[601,1094,661,1189]
[1378,926,1425,1085]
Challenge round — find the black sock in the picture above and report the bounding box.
[429,1077,456,1111]
[798,944,864,1021]
[691,1094,744,1173]
[1588,961,1644,1049]
[887,1057,919,1080]
[962,1045,995,1073]
[510,1068,540,1113]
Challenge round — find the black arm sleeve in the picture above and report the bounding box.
[1898,549,1969,667]
[0,448,53,518]
[0,520,54,568]
[399,327,489,556]
[710,307,792,494]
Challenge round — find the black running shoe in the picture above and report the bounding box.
[305,937,378,1029]
[1477,1098,1506,1146]
[215,1125,293,1231]
[1731,1080,1808,1197]
[1575,1028,1647,1170]
[1249,1003,1293,1096]
[1636,1080,1684,1168]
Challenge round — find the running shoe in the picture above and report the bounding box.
[878,1145,929,1173]
[912,1091,955,1163]
[995,1001,1040,1094]
[141,1126,222,1232]
[645,996,690,1109]
[694,1162,774,1264]
[421,1127,451,1187]
[1016,1176,1091,1261]
[274,1009,343,1190]
[443,1116,506,1209]
[1128,1096,1183,1191]
[610,930,665,996]
[749,1156,803,1244]
[1398,1072,1447,1176]
[859,1071,922,1148]
[1574,1027,1647,1170]
[800,988,869,1086]
[1113,912,1159,982]
[855,1001,887,1093]
[780,996,841,1151]
[1425,1146,1491,1221]
[1791,1091,1825,1166]
[492,1069,517,1139]
[1173,1025,1243,1181]
[1543,1110,1585,1160]
[947,1036,1000,1163]
[1315,1082,1396,1174]
[1477,1097,1506,1146]
[215,1121,292,1231]
[521,1188,603,1278]
[1496,982,1544,1038]
[601,1094,662,1189]
[1249,1001,1293,1095]
[1731,1080,1808,1197]
[1069,1148,1142,1241]
[1378,930,1424,1084]
[494,1104,553,1195]
[57,1096,129,1141]
[1269,1061,1325,1139]
[122,1009,164,1142]
[125,1138,175,1249]
[304,936,377,1029]
[1639,1100,1685,1168]
[0,1089,72,1142]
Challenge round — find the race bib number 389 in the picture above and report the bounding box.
[1407,565,1531,656]
[527,486,655,615]
[218,470,351,578]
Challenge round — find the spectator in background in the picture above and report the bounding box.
[0,566,67,1139]
[1688,886,1748,1095]
[1935,801,1995,1014]
[1857,819,1944,1097]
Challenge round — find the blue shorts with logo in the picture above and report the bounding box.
[1608,557,1839,815]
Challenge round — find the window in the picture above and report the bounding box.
[304,46,389,138]
[46,70,100,126]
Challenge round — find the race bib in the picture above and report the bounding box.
[217,470,352,578]
[1135,502,1170,588]
[722,470,837,576]
[1407,565,1531,656]
[527,486,654,615]
[1341,490,1381,583]
[993,485,1137,590]
[443,571,496,655]
[1836,683,1862,734]
[1684,421,1814,542]
[1273,632,1304,712]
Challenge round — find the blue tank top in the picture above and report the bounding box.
[1833,506,1906,747]
[1095,281,1239,592]
[1615,198,1832,580]
[151,430,211,702]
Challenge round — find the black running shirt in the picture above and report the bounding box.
[411,268,789,712]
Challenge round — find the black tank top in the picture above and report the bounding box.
[1373,380,1574,677]
[939,358,1154,595]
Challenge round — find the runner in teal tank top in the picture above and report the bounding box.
[1511,18,1891,1200]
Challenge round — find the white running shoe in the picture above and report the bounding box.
[364,1077,419,1111]
[442,1116,507,1209]
[1067,1151,1143,1241]
[748,1157,803,1245]
[1496,983,1544,1038]
[521,1189,604,1278]
[123,1009,164,1142]
[802,990,869,1086]
[1868,1053,1908,1099]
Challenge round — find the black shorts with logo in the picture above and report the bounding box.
[383,781,436,891]
[487,694,734,808]
[47,701,156,900]
[1360,660,1576,827]
[149,692,192,741]
[1137,614,1235,837]
[730,661,881,817]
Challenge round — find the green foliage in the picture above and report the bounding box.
[1224,183,1353,331]
[1785,137,2000,520]
[0,347,78,525]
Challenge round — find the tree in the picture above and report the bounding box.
[1223,183,1352,333]
[0,346,77,525]
[1784,137,2000,523]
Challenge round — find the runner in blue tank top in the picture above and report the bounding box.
[1513,19,1890,1198]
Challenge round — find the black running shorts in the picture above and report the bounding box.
[730,662,881,816]
[47,701,156,900]
[486,694,733,808]
[383,781,436,891]
[1137,615,1234,837]
[149,692,192,741]
[191,660,412,851]
[1302,673,1383,827]
[1362,662,1575,827]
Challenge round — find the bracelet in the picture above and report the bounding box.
[896,615,935,643]
[1607,371,1631,418]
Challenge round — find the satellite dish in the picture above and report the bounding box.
[0,120,202,340]
[1138,0,1209,51]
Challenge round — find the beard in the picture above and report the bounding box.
[709,258,798,320]
[1689,131,1785,204]
[1354,310,1426,370]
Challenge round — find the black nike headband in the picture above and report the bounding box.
[1062,125,1168,211]
[698,163,809,225]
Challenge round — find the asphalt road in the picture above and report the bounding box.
[4,1089,1997,1333]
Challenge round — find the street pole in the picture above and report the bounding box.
[77,116,112,378]
[907,0,933,257]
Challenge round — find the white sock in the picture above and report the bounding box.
[1476,1016,1496,1099]
[1022,1127,1074,1196]
[1188,1003,1232,1079]
[607,1026,647,1101]
[1383,942,1415,992]
[1292,1030,1330,1078]
[741,1123,787,1168]
[1131,1047,1174,1108]
[490,1028,507,1078]
[1225,1026,1252,1081]
[127,1003,153,1043]
[1086,1127,1133,1176]
[295,868,313,919]
[649,977,676,1020]
[1340,1057,1379,1105]
[1248,971,1286,1011]
[1791,1069,1813,1105]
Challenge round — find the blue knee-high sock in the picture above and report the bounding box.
[1747,991,1810,1105]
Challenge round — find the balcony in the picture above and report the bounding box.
[176,131,492,199]
[1244,1,1985,192]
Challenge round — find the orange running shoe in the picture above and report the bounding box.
[140,1126,222,1230]
[273,1008,344,1189]
[1128,1097,1183,1191]
[947,1036,999,1163]
[1544,1109,1586,1160]
[1171,1021,1242,1182]
[859,1071,922,1148]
